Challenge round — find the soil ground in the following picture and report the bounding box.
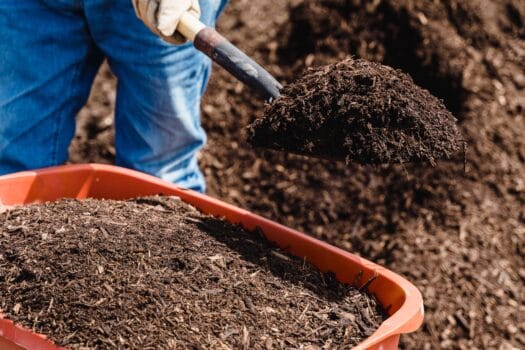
[0,196,384,349]
[68,0,524,349]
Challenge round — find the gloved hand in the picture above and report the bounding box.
[132,0,201,44]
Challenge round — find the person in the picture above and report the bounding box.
[0,0,228,193]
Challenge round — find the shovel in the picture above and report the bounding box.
[177,12,282,102]
[176,13,463,165]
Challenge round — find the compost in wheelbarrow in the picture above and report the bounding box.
[0,164,423,350]
[1,195,389,349]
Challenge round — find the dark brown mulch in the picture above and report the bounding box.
[0,196,385,349]
[68,0,525,349]
[247,58,462,165]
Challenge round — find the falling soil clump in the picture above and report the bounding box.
[248,58,463,165]
[0,196,385,349]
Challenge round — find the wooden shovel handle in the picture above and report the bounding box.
[178,12,282,102]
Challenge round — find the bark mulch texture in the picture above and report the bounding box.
[0,196,385,349]
[248,58,462,165]
[70,0,525,348]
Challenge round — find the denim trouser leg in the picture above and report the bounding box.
[0,1,104,174]
[85,0,227,192]
[0,0,228,193]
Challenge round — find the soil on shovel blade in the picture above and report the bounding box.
[247,58,462,165]
[0,196,386,349]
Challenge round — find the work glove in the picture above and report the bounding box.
[132,0,201,44]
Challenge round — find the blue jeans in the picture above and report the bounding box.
[0,0,227,192]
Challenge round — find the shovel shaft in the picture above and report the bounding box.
[178,13,282,102]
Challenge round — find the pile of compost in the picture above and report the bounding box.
[69,0,525,348]
[0,197,385,349]
[247,58,462,164]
